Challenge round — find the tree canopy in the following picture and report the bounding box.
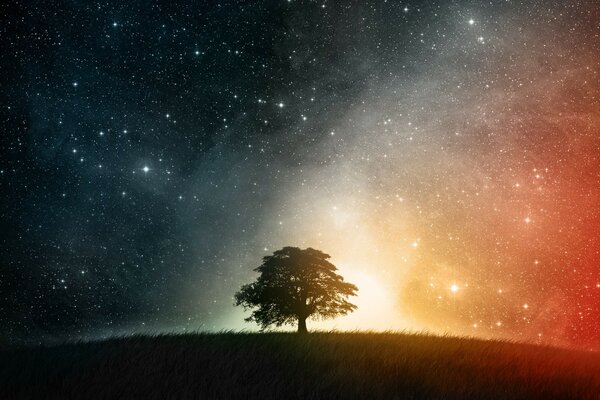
[234,247,358,333]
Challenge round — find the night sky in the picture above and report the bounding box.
[1,0,599,349]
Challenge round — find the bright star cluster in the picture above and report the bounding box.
[0,0,598,350]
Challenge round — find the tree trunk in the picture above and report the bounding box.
[297,316,307,333]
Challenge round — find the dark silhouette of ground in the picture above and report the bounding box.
[1,332,599,399]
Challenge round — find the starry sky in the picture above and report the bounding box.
[1,0,599,349]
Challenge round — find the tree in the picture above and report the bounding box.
[234,247,358,333]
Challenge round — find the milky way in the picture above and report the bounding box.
[1,0,598,349]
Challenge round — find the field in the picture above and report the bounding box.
[1,332,599,399]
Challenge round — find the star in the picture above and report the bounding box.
[3,0,599,351]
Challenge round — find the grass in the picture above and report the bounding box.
[1,332,599,399]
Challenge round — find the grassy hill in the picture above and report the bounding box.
[1,332,599,399]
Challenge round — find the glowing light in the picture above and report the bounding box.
[142,166,150,173]
[450,284,460,293]
[313,267,417,331]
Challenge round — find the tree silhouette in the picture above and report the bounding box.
[235,247,358,333]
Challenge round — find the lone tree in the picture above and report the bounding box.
[234,247,358,333]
